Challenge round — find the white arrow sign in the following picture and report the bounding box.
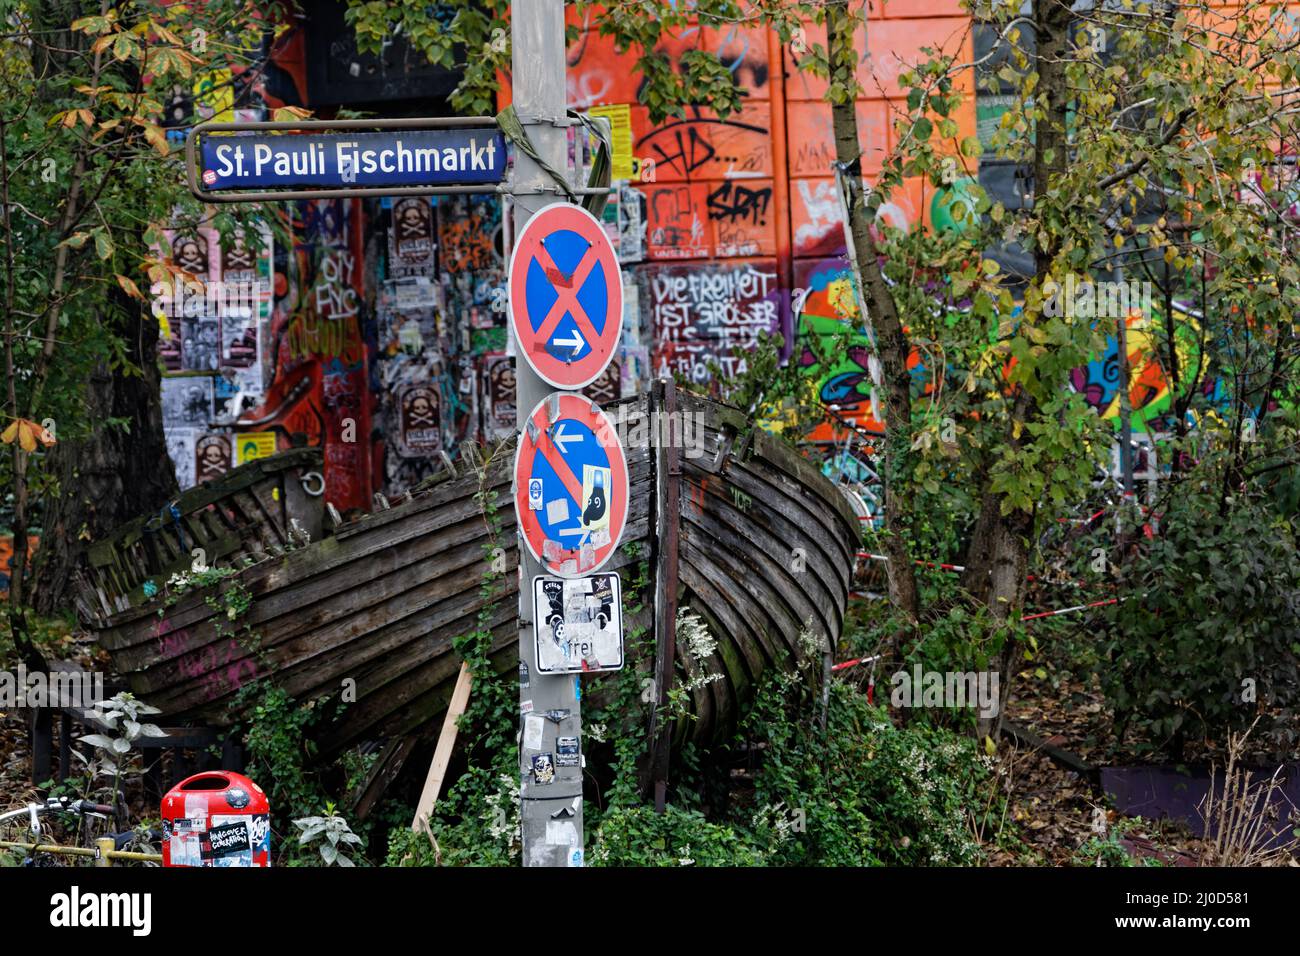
[552,422,582,452]
[552,331,585,357]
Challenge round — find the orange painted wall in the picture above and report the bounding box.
[557,2,978,388]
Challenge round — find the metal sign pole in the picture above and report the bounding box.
[512,0,583,868]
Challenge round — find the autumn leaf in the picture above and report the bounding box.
[142,123,169,156]
[272,106,313,121]
[94,230,114,261]
[2,419,57,453]
[115,274,144,300]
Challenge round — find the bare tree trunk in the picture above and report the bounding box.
[32,293,178,616]
[825,5,920,634]
[11,0,178,618]
[965,0,1073,739]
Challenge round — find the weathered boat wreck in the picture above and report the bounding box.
[76,392,861,772]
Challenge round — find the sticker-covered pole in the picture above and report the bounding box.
[511,0,583,868]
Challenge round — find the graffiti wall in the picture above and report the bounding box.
[564,11,790,387]
[157,4,992,515]
[0,536,38,599]
[561,2,977,418]
[373,193,507,496]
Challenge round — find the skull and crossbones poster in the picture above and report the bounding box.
[396,383,442,457]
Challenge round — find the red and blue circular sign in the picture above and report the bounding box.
[514,392,629,577]
[508,203,623,390]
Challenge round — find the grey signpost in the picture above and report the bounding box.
[185,1,585,866]
[510,0,585,869]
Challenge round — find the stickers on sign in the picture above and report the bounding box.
[556,736,580,768]
[508,203,623,389]
[531,753,555,785]
[528,478,544,511]
[531,572,624,673]
[201,821,251,862]
[514,392,628,577]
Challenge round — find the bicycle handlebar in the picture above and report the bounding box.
[0,798,114,825]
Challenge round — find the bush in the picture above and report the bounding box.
[386,768,519,866]
[590,805,766,867]
[741,673,990,866]
[1100,488,1300,754]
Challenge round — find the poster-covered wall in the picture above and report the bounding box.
[156,3,985,511]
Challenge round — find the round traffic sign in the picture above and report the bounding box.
[508,203,623,390]
[513,392,629,577]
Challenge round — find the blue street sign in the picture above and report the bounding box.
[508,204,623,389]
[514,392,629,577]
[198,129,506,191]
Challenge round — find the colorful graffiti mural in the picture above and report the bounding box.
[0,536,38,599]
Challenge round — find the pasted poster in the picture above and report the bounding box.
[617,183,646,264]
[395,383,442,458]
[181,315,221,372]
[587,103,634,180]
[195,433,232,484]
[166,430,197,490]
[388,197,437,277]
[235,431,277,465]
[482,353,516,440]
[162,376,214,432]
[585,358,622,406]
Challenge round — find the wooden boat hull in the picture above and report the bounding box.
[86,395,860,754]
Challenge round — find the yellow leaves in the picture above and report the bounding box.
[272,106,313,122]
[151,22,183,46]
[115,274,145,300]
[1012,419,1024,440]
[54,109,95,129]
[71,11,117,34]
[112,33,136,62]
[142,123,169,157]
[90,33,115,55]
[2,419,56,453]
[984,735,997,757]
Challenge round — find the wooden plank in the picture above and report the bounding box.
[411,661,473,830]
[648,378,682,811]
[349,735,421,822]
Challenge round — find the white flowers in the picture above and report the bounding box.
[483,773,521,845]
[677,609,725,692]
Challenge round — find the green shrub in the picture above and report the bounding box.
[742,673,990,866]
[1100,488,1300,754]
[590,805,766,867]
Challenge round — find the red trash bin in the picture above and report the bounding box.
[161,771,271,867]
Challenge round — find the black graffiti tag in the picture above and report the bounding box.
[707,182,772,225]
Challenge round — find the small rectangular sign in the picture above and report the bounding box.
[199,128,507,191]
[532,573,624,674]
